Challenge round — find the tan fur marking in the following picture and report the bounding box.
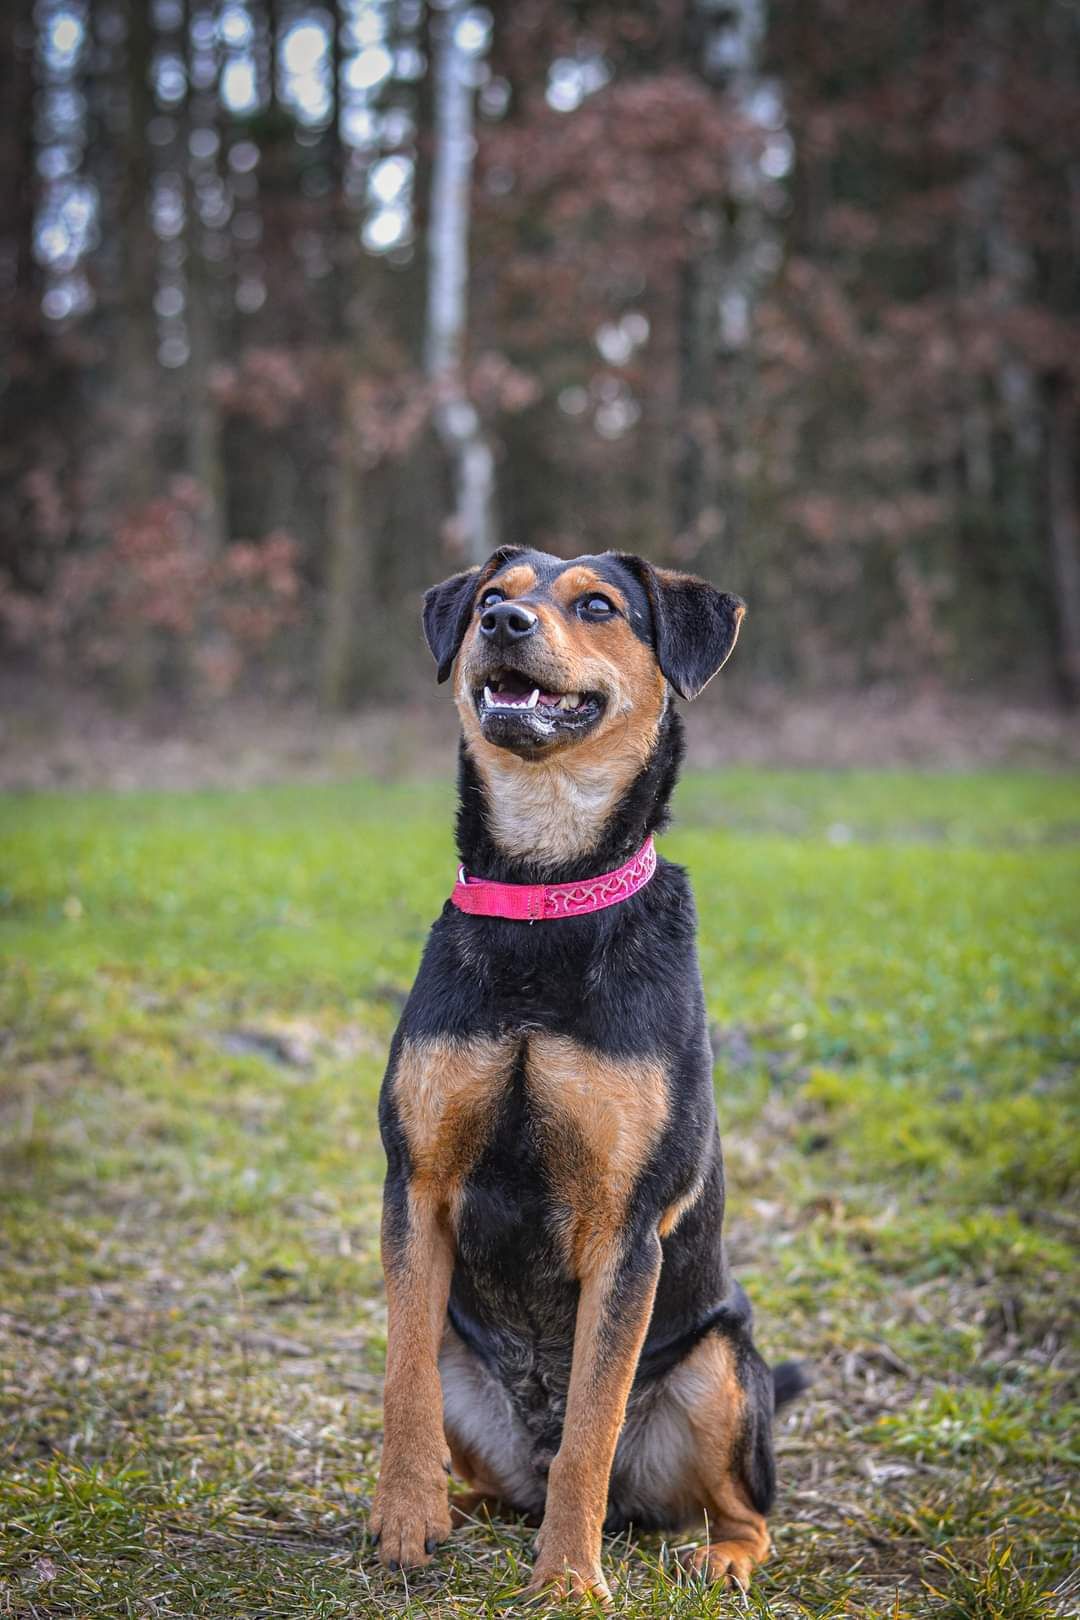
[462,731,643,867]
[551,566,628,613]
[671,1335,772,1588]
[448,1489,509,1528]
[393,1034,513,1209]
[526,1034,669,1270]
[488,563,536,599]
[658,1176,704,1238]
[446,1433,507,1519]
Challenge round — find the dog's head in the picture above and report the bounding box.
[423,547,744,762]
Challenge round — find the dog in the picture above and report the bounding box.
[371,547,804,1603]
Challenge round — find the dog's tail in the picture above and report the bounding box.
[772,1359,810,1411]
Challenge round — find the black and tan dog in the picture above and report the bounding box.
[371,547,804,1603]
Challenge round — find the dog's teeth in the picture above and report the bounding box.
[525,689,539,709]
[558,693,582,710]
[483,685,495,708]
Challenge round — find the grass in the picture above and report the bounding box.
[0,767,1077,1618]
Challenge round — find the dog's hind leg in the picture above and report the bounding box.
[439,1320,548,1523]
[671,1330,777,1589]
[446,1428,522,1526]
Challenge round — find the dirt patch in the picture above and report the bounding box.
[2,673,1077,791]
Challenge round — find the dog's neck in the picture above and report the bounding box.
[456,707,685,884]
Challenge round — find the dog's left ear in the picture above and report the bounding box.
[615,556,746,700]
[422,547,527,683]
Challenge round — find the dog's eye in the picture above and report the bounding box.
[478,589,505,611]
[579,594,615,619]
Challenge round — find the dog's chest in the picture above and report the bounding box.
[392,1031,669,1254]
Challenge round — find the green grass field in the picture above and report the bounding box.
[1,770,1078,1618]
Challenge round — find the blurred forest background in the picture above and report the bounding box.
[2,0,1080,724]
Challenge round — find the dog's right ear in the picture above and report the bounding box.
[422,568,480,684]
[422,547,526,683]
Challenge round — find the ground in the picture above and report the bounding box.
[1,768,1077,1618]
[3,679,1079,793]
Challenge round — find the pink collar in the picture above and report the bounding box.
[451,836,657,922]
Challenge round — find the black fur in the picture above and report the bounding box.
[613,553,745,700]
[773,1359,810,1411]
[380,551,803,1539]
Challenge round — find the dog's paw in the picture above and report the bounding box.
[678,1536,766,1590]
[370,1468,452,1570]
[521,1553,612,1608]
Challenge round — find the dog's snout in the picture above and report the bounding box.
[479,600,539,646]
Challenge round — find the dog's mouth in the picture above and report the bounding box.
[472,668,604,750]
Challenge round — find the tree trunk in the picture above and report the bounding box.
[675,218,724,549]
[1046,375,1080,704]
[184,0,227,555]
[426,0,496,565]
[118,0,160,700]
[318,0,371,710]
[122,0,158,510]
[677,0,774,575]
[0,0,38,347]
[319,385,372,709]
[264,0,279,116]
[0,0,42,582]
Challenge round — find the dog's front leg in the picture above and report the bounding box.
[370,1184,454,1569]
[528,1232,662,1604]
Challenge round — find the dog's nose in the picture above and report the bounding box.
[479,600,539,646]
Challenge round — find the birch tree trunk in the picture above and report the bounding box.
[678,0,775,573]
[426,0,496,565]
[318,0,374,710]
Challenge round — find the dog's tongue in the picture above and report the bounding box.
[494,673,558,706]
[489,672,583,710]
